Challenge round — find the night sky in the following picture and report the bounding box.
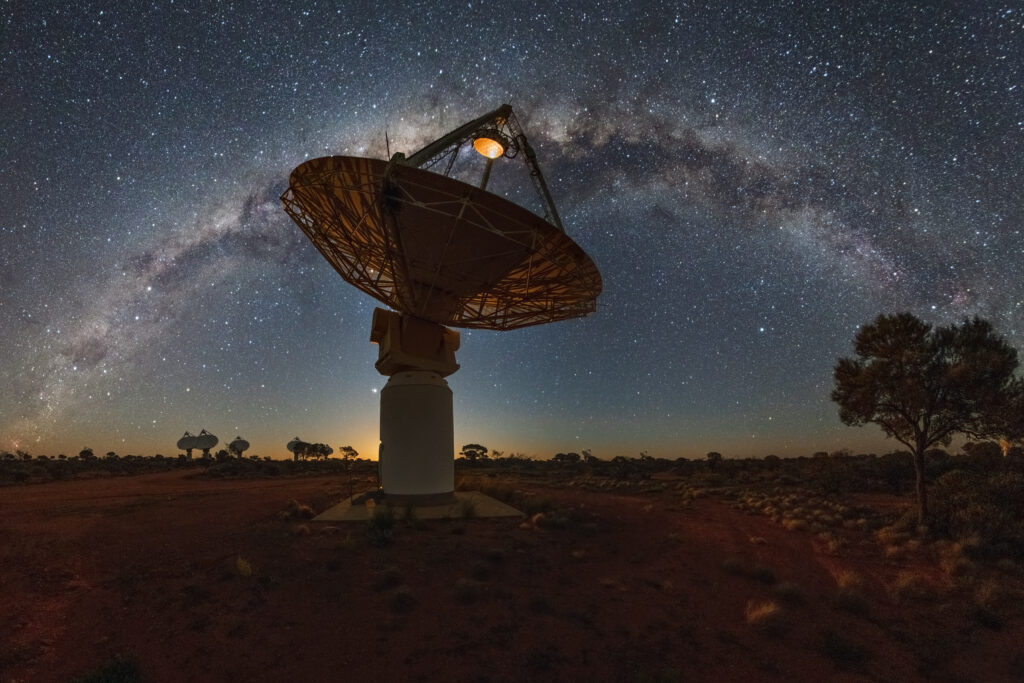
[2,1,1022,460]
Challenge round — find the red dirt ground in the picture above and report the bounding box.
[2,470,1022,682]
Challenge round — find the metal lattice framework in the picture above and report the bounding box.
[281,155,602,330]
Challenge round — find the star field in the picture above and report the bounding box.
[2,1,1022,459]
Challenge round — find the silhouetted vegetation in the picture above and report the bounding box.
[0,450,198,484]
[459,443,489,464]
[0,449,378,485]
[832,313,1023,524]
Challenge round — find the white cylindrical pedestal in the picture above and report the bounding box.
[379,370,454,503]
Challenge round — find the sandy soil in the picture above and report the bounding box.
[2,470,1022,682]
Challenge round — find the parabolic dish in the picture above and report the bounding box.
[281,156,602,330]
[193,431,218,451]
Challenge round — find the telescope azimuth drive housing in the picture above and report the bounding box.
[281,104,601,504]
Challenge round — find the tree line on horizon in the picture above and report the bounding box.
[3,313,1021,531]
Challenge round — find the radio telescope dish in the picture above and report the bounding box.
[177,429,218,459]
[229,436,250,457]
[282,158,601,330]
[281,104,601,504]
[282,105,601,330]
[177,431,194,452]
[176,431,200,459]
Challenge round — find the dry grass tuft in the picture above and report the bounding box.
[286,499,315,520]
[782,518,808,532]
[936,540,978,578]
[974,580,1004,608]
[968,581,1007,629]
[745,599,787,636]
[875,526,910,547]
[889,571,937,603]
[833,571,869,615]
[235,556,253,578]
[835,570,864,590]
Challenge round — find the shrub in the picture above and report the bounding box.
[459,499,478,519]
[930,470,1024,559]
[969,604,1004,630]
[773,581,807,604]
[366,507,396,547]
[722,558,745,575]
[470,562,493,581]
[453,578,481,604]
[822,630,870,670]
[401,505,418,526]
[389,586,417,613]
[373,566,403,591]
[889,571,936,603]
[286,500,315,520]
[71,656,142,683]
[834,571,869,615]
[750,564,777,584]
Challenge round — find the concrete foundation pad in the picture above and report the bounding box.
[313,490,523,522]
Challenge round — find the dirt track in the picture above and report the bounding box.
[2,471,1021,682]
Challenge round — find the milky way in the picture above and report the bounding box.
[2,1,1021,458]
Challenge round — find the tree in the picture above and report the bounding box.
[460,444,488,464]
[705,451,723,472]
[552,452,581,466]
[832,313,1022,524]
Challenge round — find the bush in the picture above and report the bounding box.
[773,581,807,604]
[833,571,869,615]
[389,586,417,613]
[930,470,1024,558]
[889,571,936,603]
[372,566,403,591]
[822,630,870,670]
[366,507,396,547]
[72,656,142,683]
